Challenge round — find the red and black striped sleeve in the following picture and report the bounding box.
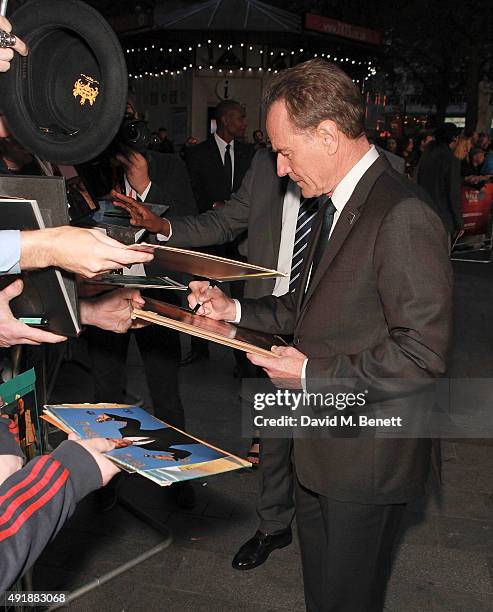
[0,440,102,592]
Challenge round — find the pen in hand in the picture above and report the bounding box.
[190,281,217,314]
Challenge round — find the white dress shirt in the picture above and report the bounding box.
[214,132,235,189]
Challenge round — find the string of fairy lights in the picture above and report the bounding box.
[125,41,377,85]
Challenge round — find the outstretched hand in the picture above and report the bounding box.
[111,190,168,235]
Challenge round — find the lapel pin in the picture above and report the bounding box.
[347,212,356,224]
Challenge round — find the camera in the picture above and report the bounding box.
[117,112,153,155]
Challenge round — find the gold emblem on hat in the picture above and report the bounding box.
[73,74,100,106]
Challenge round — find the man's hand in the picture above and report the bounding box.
[0,16,28,73]
[116,151,151,196]
[111,190,169,235]
[20,227,154,278]
[68,434,121,486]
[247,345,307,389]
[187,281,237,321]
[0,279,67,347]
[79,288,146,333]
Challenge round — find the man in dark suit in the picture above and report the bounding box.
[416,122,463,238]
[185,99,254,213]
[188,59,453,610]
[181,99,255,364]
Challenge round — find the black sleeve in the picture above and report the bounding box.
[146,153,198,217]
[0,441,102,592]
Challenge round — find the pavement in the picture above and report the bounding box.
[32,261,493,612]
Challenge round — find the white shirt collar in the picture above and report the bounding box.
[330,145,380,213]
[214,132,234,153]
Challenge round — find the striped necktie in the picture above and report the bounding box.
[289,197,319,293]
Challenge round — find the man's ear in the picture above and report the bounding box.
[317,120,339,154]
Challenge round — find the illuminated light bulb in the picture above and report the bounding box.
[207,39,211,44]
[248,67,252,71]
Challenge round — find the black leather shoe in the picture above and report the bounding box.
[232,529,292,570]
[179,350,209,366]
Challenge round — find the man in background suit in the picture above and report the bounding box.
[185,99,254,213]
[188,59,453,610]
[181,99,255,364]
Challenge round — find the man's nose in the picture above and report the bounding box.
[277,153,291,177]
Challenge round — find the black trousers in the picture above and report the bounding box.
[257,437,295,534]
[86,323,184,429]
[294,475,405,612]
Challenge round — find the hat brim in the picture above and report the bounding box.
[0,0,127,165]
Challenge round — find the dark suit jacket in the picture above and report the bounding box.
[144,150,197,216]
[184,137,255,213]
[240,155,453,504]
[168,148,286,299]
[415,141,463,234]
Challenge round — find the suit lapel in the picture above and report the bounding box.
[270,174,288,249]
[297,156,388,319]
[209,138,226,182]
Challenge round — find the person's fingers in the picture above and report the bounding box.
[78,437,117,453]
[109,190,138,205]
[20,325,67,344]
[0,59,10,72]
[115,153,131,167]
[101,247,154,267]
[13,35,27,57]
[0,278,24,302]
[0,48,13,62]
[0,16,12,33]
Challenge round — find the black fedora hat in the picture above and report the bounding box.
[0,0,127,165]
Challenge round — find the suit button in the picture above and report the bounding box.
[293,337,301,346]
